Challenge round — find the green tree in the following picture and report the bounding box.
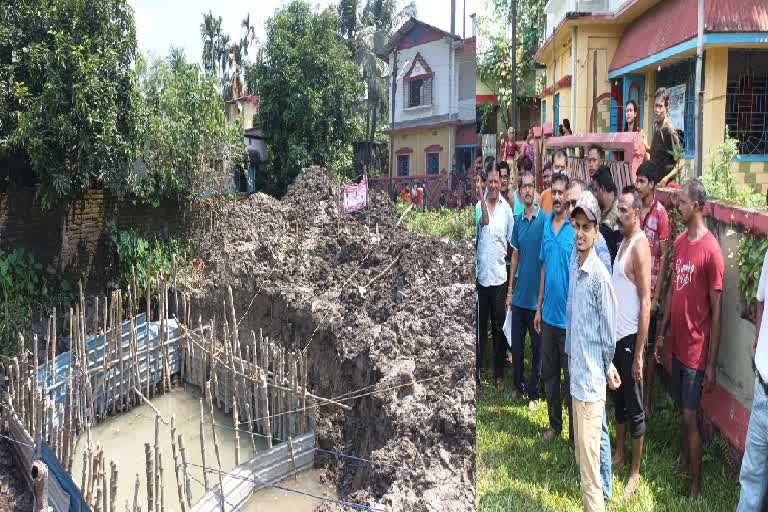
[478,0,546,131]
[337,0,414,173]
[136,56,246,206]
[0,0,143,205]
[200,11,224,76]
[253,0,362,195]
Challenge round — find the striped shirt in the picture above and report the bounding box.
[567,246,618,403]
[565,232,612,354]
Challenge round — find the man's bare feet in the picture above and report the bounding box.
[673,463,690,476]
[624,473,640,498]
[688,484,701,502]
[612,452,626,467]
[496,378,504,392]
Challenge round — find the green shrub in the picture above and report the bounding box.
[106,227,193,302]
[396,199,475,242]
[0,248,72,358]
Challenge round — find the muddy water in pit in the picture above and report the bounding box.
[71,386,335,511]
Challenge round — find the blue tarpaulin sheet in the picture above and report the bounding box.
[36,313,180,425]
[40,440,90,512]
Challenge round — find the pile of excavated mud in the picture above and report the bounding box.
[187,167,476,511]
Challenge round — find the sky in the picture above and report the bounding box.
[129,0,479,64]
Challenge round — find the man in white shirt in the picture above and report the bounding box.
[476,161,515,398]
[737,249,768,511]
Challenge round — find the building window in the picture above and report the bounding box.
[542,100,547,124]
[397,155,410,176]
[406,77,433,107]
[426,153,440,175]
[655,56,703,156]
[726,49,768,157]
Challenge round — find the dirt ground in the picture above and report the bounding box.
[0,439,33,511]
[189,167,476,511]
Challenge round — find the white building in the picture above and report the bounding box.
[377,18,478,178]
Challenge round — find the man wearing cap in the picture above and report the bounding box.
[565,181,614,503]
[738,246,768,511]
[567,190,621,512]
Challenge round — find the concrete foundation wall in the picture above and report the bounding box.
[189,431,315,512]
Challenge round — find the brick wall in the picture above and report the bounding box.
[0,189,208,291]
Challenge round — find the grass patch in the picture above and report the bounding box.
[476,367,741,511]
[395,199,475,242]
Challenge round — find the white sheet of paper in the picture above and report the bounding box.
[503,309,513,347]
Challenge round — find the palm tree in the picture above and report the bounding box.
[341,0,416,173]
[240,14,258,57]
[200,11,223,76]
[167,46,188,74]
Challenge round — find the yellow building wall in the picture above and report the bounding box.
[654,47,767,193]
[391,126,453,177]
[540,24,623,134]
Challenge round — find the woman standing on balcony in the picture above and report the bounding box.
[620,100,650,162]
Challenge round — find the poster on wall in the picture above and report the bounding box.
[482,134,497,160]
[667,84,686,132]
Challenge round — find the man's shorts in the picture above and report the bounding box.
[671,355,705,410]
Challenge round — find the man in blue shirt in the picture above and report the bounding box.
[534,171,575,441]
[506,169,546,411]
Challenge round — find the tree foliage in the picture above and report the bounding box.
[336,0,414,174]
[253,0,362,195]
[477,0,546,130]
[136,56,245,206]
[0,0,143,206]
[200,11,259,101]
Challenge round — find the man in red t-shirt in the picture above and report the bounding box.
[656,179,724,501]
[635,161,671,416]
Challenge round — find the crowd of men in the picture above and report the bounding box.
[475,88,768,511]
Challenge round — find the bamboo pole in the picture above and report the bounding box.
[170,416,187,512]
[66,308,74,467]
[10,357,18,413]
[101,456,108,512]
[32,334,38,438]
[260,373,272,449]
[205,381,224,511]
[51,307,57,393]
[146,262,152,399]
[110,461,118,512]
[158,451,164,512]
[301,350,308,432]
[154,414,160,512]
[145,443,154,512]
[178,434,192,507]
[133,473,141,512]
[232,395,240,465]
[119,291,126,413]
[172,254,178,319]
[199,398,210,494]
[43,318,50,408]
[158,277,166,394]
[102,296,111,420]
[18,337,26,428]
